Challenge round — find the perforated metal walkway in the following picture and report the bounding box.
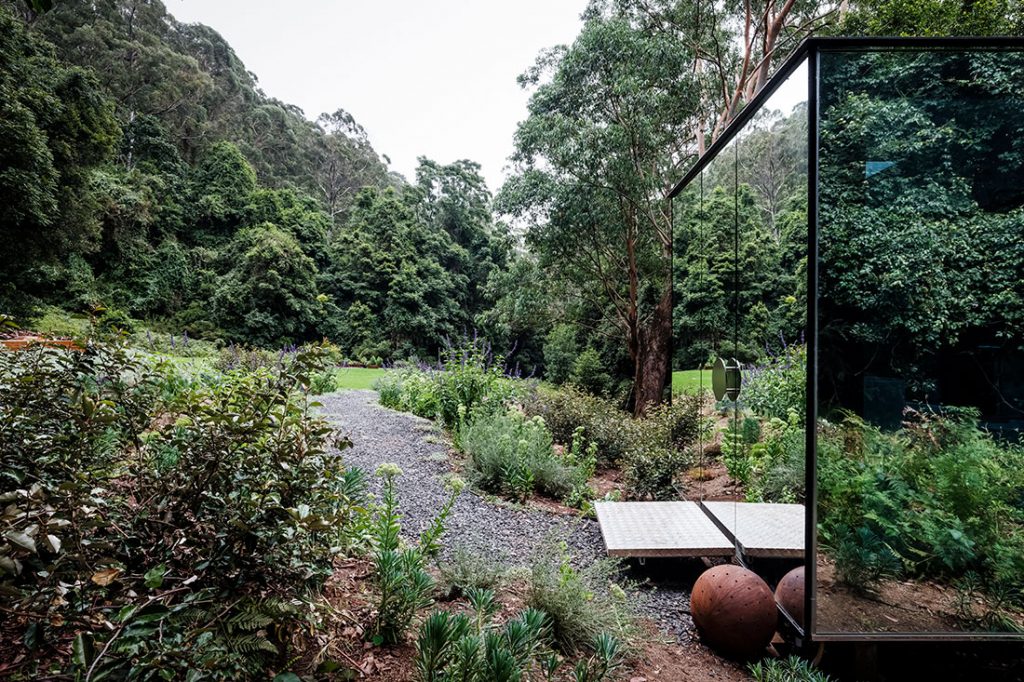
[594,501,735,557]
[594,500,804,560]
[701,501,805,558]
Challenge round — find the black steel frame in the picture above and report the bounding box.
[668,35,1024,643]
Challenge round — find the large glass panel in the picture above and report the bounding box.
[732,63,809,614]
[672,60,809,597]
[815,48,1024,636]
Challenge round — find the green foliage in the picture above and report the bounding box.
[215,224,321,347]
[0,339,369,676]
[527,386,703,500]
[836,0,1024,36]
[748,656,836,682]
[526,386,635,465]
[438,546,508,598]
[720,416,761,487]
[138,344,361,588]
[370,464,460,645]
[500,9,700,409]
[569,347,613,396]
[743,344,806,423]
[543,323,578,384]
[745,410,805,503]
[460,409,589,504]
[817,410,1024,594]
[527,537,634,654]
[376,337,520,430]
[414,597,623,682]
[0,4,119,313]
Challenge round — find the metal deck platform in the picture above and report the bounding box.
[594,500,805,560]
[593,501,735,557]
[701,501,805,558]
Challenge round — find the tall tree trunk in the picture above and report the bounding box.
[633,283,673,417]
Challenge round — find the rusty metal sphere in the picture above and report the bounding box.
[690,565,778,660]
[774,566,805,628]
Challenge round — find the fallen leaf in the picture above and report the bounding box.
[91,568,121,586]
[4,530,36,553]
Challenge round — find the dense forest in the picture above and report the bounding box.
[4,0,1024,678]
[0,0,509,360]
[1,0,1021,409]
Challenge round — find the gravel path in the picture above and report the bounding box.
[317,390,694,639]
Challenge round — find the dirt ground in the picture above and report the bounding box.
[313,557,751,682]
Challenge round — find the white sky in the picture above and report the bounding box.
[169,0,588,193]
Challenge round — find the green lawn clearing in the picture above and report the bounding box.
[334,366,386,391]
[672,369,706,395]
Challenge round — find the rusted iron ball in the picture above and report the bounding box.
[690,565,777,660]
[775,566,805,627]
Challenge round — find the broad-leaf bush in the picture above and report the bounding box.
[525,386,637,465]
[527,387,704,500]
[0,341,369,677]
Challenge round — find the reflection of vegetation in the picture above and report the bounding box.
[818,410,1024,599]
[819,51,1024,415]
[673,105,808,369]
[743,344,806,423]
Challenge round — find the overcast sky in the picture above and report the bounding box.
[169,0,588,193]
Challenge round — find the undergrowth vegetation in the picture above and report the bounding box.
[527,538,635,654]
[414,595,623,682]
[377,338,520,430]
[0,340,368,677]
[817,408,1024,617]
[460,409,593,505]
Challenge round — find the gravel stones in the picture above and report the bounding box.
[316,389,694,639]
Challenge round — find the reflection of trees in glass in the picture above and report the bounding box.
[673,105,808,369]
[818,51,1024,423]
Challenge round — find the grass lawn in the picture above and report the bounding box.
[333,366,386,391]
[672,369,706,395]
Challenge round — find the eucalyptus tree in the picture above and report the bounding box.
[499,11,701,414]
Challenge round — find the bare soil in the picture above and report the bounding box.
[312,557,751,682]
[815,558,1024,635]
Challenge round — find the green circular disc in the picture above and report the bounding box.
[711,357,727,401]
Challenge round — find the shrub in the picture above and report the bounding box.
[0,340,369,677]
[414,595,623,682]
[748,656,836,682]
[746,410,805,503]
[525,387,705,500]
[543,323,578,384]
[214,343,282,373]
[720,415,762,486]
[460,409,587,503]
[621,444,691,501]
[527,537,634,654]
[817,409,1024,594]
[743,343,806,422]
[438,546,508,597]
[619,396,706,500]
[525,386,634,465]
[569,347,612,396]
[310,369,337,394]
[375,337,520,430]
[433,339,519,428]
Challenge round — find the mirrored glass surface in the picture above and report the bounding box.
[814,47,1024,636]
[672,60,809,601]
